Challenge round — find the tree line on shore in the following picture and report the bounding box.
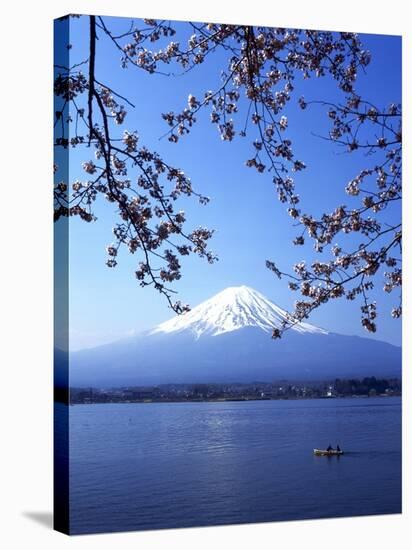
[68,377,401,404]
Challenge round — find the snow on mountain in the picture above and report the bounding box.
[152,285,328,338]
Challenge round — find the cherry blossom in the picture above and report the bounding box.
[54,15,401,332]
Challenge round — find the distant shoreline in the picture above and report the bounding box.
[67,393,401,406]
[66,377,401,406]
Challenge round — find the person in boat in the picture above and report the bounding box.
[326,444,333,452]
[336,444,341,452]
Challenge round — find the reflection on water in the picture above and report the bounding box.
[67,397,401,534]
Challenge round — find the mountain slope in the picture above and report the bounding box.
[70,286,401,386]
[152,285,328,338]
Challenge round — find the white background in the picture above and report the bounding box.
[0,0,410,548]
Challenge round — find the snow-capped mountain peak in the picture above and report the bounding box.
[151,285,328,338]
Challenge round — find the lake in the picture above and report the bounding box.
[68,397,401,534]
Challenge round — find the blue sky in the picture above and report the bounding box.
[55,16,401,349]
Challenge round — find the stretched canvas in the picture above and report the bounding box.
[54,14,402,535]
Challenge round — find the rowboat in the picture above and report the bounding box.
[313,449,344,456]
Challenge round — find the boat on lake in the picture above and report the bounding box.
[313,448,344,456]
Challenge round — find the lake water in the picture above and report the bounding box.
[68,397,401,534]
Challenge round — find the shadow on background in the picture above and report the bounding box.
[23,511,53,529]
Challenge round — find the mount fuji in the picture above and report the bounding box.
[69,286,401,386]
[151,286,328,338]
